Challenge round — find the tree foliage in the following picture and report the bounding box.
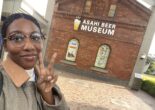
[145,61,155,75]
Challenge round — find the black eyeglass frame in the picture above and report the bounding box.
[3,32,46,41]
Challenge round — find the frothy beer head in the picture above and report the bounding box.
[74,19,81,31]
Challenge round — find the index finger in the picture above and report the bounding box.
[38,52,45,70]
[48,52,57,71]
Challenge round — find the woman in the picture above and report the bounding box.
[0,13,69,110]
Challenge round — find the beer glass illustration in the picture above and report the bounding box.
[74,18,81,31]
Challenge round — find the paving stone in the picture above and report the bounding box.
[55,69,155,110]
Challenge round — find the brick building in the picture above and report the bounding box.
[45,0,151,80]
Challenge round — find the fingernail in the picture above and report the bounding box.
[45,88,50,93]
[50,80,54,83]
[47,76,52,80]
[45,89,48,93]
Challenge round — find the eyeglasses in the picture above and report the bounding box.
[4,32,45,48]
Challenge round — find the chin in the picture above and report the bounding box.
[24,66,34,70]
[21,63,35,70]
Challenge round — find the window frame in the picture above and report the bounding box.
[84,0,93,14]
[65,39,79,62]
[108,4,117,17]
[94,44,111,69]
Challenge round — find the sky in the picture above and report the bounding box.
[149,34,155,55]
[24,0,48,17]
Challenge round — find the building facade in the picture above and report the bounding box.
[45,0,151,80]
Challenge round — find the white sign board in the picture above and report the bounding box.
[74,18,116,36]
[134,73,142,79]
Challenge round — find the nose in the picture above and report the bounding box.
[23,38,35,50]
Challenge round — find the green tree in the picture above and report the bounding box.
[145,61,155,75]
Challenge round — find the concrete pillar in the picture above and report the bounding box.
[129,6,155,90]
[42,0,56,58]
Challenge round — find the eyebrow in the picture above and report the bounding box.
[8,31,40,36]
[8,31,22,35]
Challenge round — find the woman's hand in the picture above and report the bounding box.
[37,52,58,104]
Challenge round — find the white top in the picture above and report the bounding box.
[25,68,35,81]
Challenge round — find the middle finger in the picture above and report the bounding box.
[47,53,57,74]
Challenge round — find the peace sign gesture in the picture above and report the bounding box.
[36,52,58,104]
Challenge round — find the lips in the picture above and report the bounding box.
[20,54,37,61]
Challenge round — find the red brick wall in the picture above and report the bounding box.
[45,0,151,80]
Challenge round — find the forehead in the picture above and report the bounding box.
[6,18,40,34]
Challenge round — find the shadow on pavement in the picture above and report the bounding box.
[54,63,129,87]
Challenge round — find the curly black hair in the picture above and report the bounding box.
[1,13,42,39]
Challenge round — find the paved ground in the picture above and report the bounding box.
[55,69,155,110]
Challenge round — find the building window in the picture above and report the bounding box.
[84,0,92,13]
[65,39,79,62]
[95,45,110,69]
[108,4,117,17]
[93,0,105,16]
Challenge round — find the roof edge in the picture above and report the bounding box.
[128,0,152,14]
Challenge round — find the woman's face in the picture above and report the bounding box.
[5,18,43,69]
